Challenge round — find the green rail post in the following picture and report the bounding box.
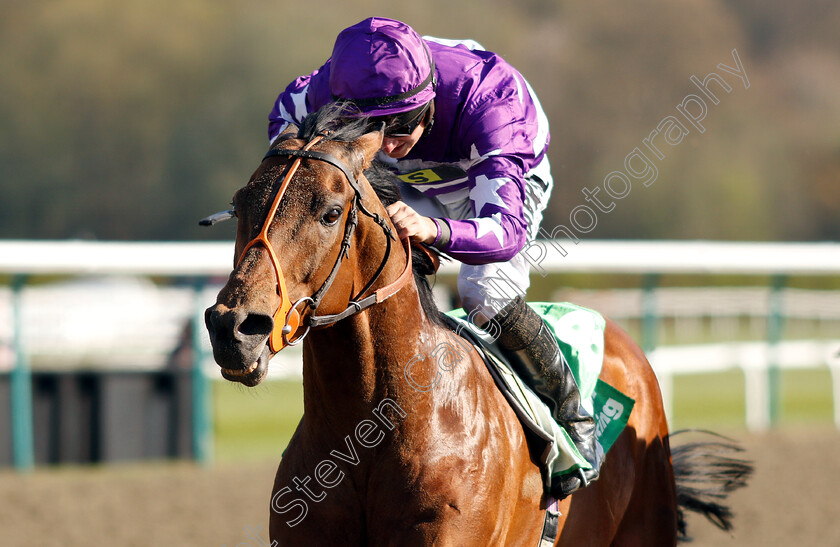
[641,273,660,354]
[767,274,787,427]
[191,278,213,465]
[10,275,34,470]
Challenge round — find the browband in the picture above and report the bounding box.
[263,148,360,195]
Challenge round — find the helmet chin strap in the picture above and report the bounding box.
[422,100,436,137]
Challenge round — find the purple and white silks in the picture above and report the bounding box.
[268,36,553,271]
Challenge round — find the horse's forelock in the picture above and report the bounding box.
[297,102,371,143]
[291,105,401,206]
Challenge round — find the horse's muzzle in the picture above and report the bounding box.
[205,304,274,386]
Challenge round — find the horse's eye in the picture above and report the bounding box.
[322,207,343,226]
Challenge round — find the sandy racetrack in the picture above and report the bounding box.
[2,429,838,546]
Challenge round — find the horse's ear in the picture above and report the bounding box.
[355,131,384,169]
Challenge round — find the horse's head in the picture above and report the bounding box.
[205,111,394,386]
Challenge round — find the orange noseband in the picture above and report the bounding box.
[236,136,324,351]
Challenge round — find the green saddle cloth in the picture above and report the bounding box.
[446,302,635,485]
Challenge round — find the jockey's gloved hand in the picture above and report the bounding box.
[386,201,439,244]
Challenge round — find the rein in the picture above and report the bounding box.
[237,133,413,352]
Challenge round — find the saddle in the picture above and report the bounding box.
[441,303,634,496]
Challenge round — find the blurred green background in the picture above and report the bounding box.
[2,0,839,242]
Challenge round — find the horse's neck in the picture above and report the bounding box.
[300,282,443,431]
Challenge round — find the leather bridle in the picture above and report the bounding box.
[236,133,413,352]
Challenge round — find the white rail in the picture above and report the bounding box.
[1,239,840,275]
[651,340,840,430]
[0,240,233,276]
[490,239,840,275]
[2,239,839,432]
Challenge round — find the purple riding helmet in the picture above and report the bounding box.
[329,17,436,119]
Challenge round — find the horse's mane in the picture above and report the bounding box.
[277,104,446,328]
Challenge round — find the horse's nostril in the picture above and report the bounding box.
[205,307,218,329]
[239,313,274,337]
[205,306,227,339]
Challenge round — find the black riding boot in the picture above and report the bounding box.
[492,296,604,498]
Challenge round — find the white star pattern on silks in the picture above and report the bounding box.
[470,174,510,216]
[469,144,502,166]
[289,88,309,121]
[473,213,506,246]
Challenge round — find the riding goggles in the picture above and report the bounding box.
[374,102,432,137]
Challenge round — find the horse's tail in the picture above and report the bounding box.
[669,429,753,541]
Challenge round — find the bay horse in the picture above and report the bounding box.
[205,106,750,546]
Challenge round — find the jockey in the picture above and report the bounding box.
[268,16,603,497]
